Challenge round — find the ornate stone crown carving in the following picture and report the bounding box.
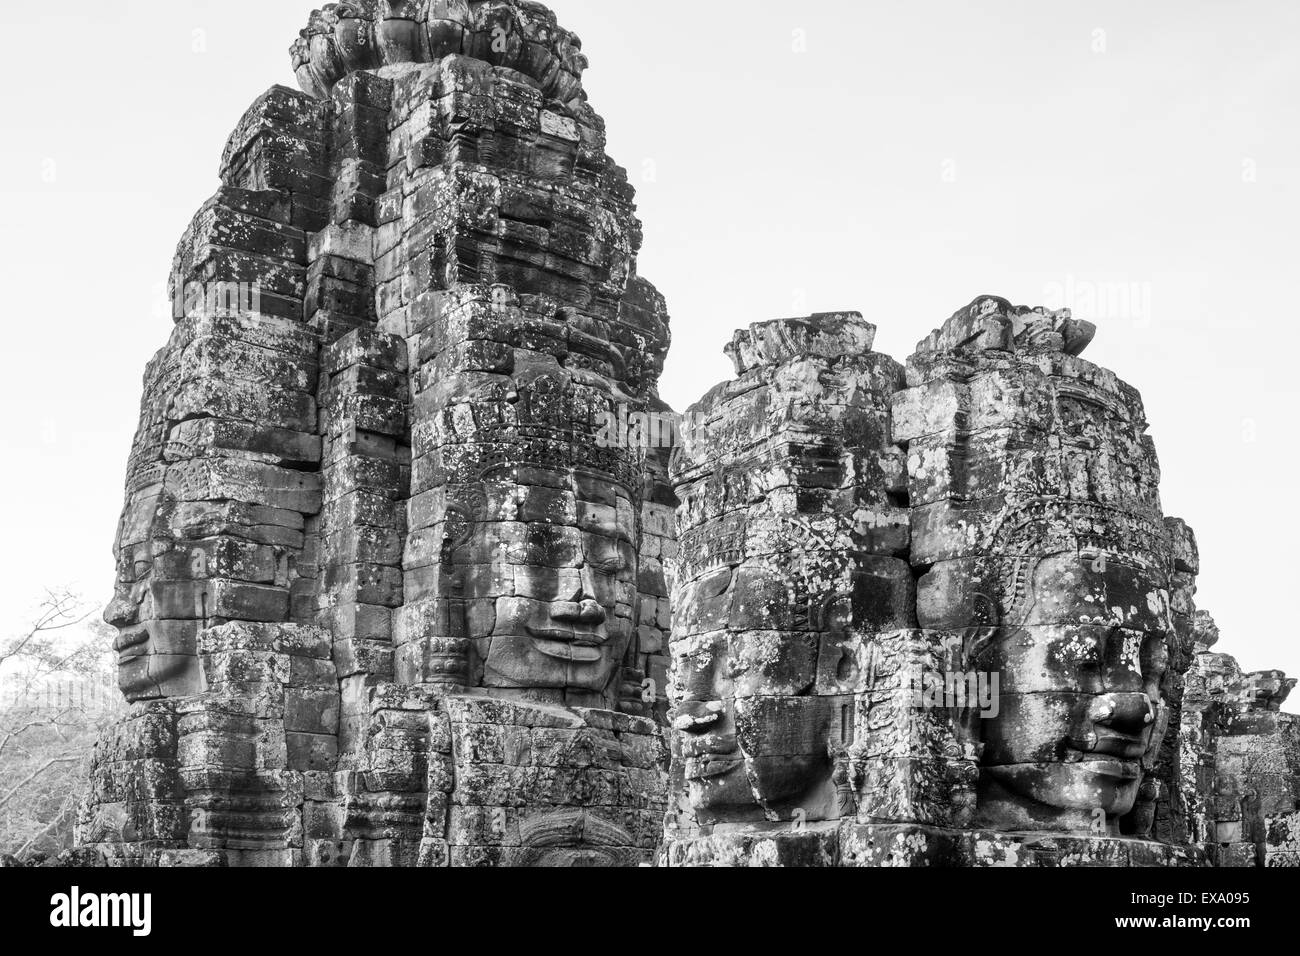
[291,1,589,103]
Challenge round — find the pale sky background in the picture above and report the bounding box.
[0,1,1297,680]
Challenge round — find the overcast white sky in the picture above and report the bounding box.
[1,0,1297,680]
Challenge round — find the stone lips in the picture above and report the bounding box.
[292,1,589,104]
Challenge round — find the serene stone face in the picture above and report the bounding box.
[89,0,1293,868]
[105,597,203,705]
[896,297,1181,837]
[973,553,1172,826]
[85,0,682,869]
[671,555,846,819]
[458,471,639,703]
[673,632,834,816]
[105,477,205,703]
[105,513,162,701]
[665,315,908,838]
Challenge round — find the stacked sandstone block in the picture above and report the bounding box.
[81,623,340,867]
[85,0,1300,869]
[331,693,667,867]
[179,623,340,867]
[336,685,445,866]
[893,297,1178,837]
[321,52,675,858]
[79,704,186,865]
[439,698,666,866]
[848,628,981,830]
[1145,518,1204,843]
[86,81,339,864]
[662,299,1219,867]
[1181,619,1300,866]
[86,1,674,866]
[162,82,331,638]
[364,54,673,711]
[666,314,915,851]
[291,2,589,108]
[318,326,411,751]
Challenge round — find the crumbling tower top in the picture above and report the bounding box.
[291,1,589,104]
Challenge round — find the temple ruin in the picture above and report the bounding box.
[78,0,1297,867]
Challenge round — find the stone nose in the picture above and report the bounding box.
[104,595,139,628]
[1088,692,1157,735]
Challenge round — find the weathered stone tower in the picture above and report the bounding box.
[83,0,674,867]
[662,300,1299,867]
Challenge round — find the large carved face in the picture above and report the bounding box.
[671,561,842,820]
[973,551,1172,828]
[456,469,639,704]
[104,494,203,703]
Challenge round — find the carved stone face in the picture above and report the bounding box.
[460,471,638,704]
[105,558,161,702]
[973,552,1172,829]
[105,496,203,703]
[672,563,839,819]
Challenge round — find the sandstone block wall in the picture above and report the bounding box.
[84,0,673,868]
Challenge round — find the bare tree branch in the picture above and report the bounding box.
[13,794,78,861]
[0,716,71,759]
[0,590,93,671]
[0,755,88,811]
[0,588,114,858]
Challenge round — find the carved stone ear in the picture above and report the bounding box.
[377,4,425,66]
[441,502,474,559]
[333,5,383,75]
[442,484,487,557]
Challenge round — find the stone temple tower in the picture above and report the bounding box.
[82,0,675,867]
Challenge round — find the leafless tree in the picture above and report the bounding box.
[0,590,118,861]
